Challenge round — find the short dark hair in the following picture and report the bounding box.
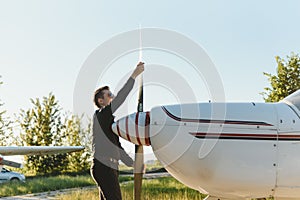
[94,86,110,108]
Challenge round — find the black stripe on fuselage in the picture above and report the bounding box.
[190,133,300,141]
[161,106,274,127]
[193,136,300,141]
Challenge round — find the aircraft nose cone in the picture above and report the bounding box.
[112,112,151,146]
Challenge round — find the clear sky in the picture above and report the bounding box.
[1,0,300,160]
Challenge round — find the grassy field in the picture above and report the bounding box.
[57,177,206,200]
[0,161,164,197]
[0,174,94,197]
[0,172,274,200]
[0,174,205,199]
[0,174,132,197]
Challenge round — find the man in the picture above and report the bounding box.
[91,62,144,200]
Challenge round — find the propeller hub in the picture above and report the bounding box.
[112,112,151,146]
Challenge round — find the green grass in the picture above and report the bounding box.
[0,175,94,197]
[122,177,206,200]
[0,174,133,197]
[0,173,275,200]
[57,177,206,200]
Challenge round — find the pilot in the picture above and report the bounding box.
[91,62,144,200]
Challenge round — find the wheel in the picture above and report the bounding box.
[10,178,20,182]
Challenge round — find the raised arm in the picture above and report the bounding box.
[111,62,144,113]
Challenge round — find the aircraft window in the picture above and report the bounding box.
[282,90,300,111]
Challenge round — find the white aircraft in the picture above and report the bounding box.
[0,146,84,170]
[112,89,300,200]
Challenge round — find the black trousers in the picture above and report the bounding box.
[91,159,122,200]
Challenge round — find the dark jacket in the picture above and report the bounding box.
[92,77,135,167]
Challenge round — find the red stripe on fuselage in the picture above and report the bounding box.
[145,111,151,146]
[125,116,131,142]
[135,112,142,145]
[116,120,121,137]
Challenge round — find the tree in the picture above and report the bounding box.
[262,53,300,102]
[0,76,14,146]
[63,114,92,172]
[18,93,68,175]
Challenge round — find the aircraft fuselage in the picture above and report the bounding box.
[113,101,300,199]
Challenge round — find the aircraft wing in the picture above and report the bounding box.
[0,146,84,156]
[0,146,84,168]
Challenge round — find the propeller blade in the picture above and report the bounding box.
[134,72,144,200]
[134,144,144,200]
[0,155,22,168]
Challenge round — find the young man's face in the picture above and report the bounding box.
[98,89,114,107]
